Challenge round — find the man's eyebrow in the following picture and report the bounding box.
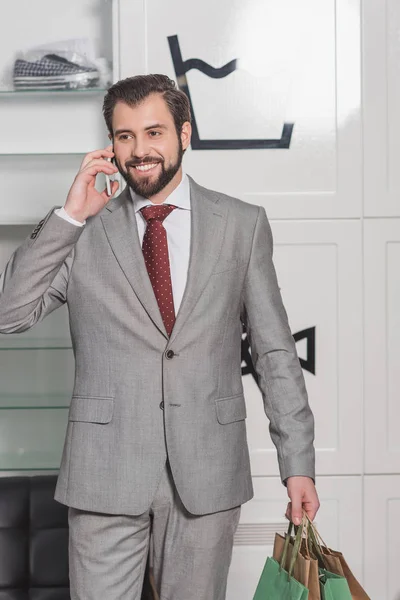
[114,129,134,136]
[114,124,168,136]
[144,123,168,131]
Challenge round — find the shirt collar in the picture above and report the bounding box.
[130,172,191,213]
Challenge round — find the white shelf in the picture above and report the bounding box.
[0,88,108,96]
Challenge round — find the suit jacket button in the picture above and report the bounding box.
[165,350,175,359]
[159,401,164,410]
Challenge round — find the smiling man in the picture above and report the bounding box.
[0,74,319,600]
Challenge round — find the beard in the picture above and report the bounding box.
[116,137,184,199]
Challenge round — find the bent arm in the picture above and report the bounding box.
[241,206,315,483]
[0,208,84,333]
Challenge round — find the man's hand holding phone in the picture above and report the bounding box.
[64,145,119,223]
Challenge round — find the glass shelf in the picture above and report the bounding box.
[0,88,108,96]
[0,392,71,409]
[0,152,86,156]
[0,337,72,349]
[0,468,59,472]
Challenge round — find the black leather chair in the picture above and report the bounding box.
[0,476,156,600]
[0,476,69,600]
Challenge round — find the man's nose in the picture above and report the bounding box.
[132,137,149,159]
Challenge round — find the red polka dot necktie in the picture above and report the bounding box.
[140,204,177,336]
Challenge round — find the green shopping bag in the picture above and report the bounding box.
[253,519,309,600]
[319,569,352,600]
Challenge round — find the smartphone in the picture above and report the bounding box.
[105,161,112,196]
[105,147,115,196]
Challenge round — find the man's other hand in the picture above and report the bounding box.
[285,476,320,525]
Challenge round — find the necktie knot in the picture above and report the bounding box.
[141,204,177,223]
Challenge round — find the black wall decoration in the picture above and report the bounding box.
[241,326,316,385]
[293,327,316,375]
[167,35,294,150]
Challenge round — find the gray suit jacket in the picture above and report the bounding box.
[0,177,315,515]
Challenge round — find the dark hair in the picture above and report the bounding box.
[102,74,191,137]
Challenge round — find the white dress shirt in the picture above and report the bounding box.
[55,174,191,314]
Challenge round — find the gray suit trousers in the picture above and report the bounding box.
[68,461,241,600]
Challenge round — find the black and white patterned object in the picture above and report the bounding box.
[13,53,100,91]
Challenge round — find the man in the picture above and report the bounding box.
[0,74,319,599]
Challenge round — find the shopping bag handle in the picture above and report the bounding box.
[279,521,294,573]
[304,511,330,551]
[280,516,307,579]
[303,512,329,568]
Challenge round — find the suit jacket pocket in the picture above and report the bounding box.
[69,396,114,423]
[215,393,247,424]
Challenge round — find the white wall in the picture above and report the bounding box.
[0,0,398,598]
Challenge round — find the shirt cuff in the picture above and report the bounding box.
[54,207,86,227]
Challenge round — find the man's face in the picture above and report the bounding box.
[110,94,190,198]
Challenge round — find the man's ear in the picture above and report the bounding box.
[181,121,192,152]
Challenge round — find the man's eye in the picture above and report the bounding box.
[119,134,132,140]
[149,131,161,137]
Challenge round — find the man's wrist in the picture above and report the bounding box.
[62,206,87,225]
[55,207,86,227]
[284,475,315,487]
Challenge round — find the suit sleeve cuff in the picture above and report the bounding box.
[279,447,316,486]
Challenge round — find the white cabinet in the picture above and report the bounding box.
[364,475,400,600]
[245,220,363,476]
[363,0,400,217]
[226,476,364,600]
[364,219,400,474]
[118,0,362,219]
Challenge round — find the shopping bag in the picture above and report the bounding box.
[253,557,310,600]
[273,524,320,600]
[321,548,370,600]
[273,527,310,587]
[306,515,370,600]
[319,568,352,600]
[300,537,321,600]
[253,518,309,600]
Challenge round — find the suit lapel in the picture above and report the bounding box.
[169,177,228,345]
[100,187,169,339]
[100,178,228,344]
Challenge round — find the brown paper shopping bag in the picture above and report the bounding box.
[273,520,320,600]
[300,539,321,600]
[321,548,370,600]
[306,516,371,600]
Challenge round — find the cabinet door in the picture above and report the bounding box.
[118,0,361,219]
[364,475,400,600]
[363,0,400,216]
[0,155,86,225]
[244,220,362,476]
[364,220,400,473]
[226,476,363,600]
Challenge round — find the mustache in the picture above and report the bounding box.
[125,157,163,168]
